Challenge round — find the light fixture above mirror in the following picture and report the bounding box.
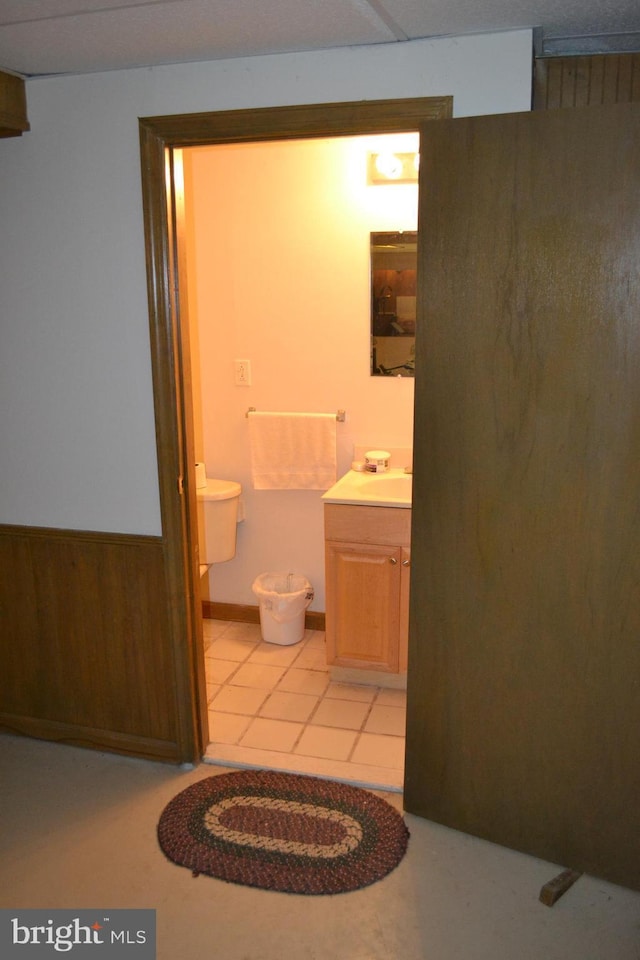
[368,151,419,185]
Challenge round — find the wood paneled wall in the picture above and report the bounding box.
[0,525,183,760]
[534,53,640,110]
[0,70,29,137]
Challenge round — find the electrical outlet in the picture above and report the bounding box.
[234,359,251,386]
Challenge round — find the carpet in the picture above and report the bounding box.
[157,769,410,895]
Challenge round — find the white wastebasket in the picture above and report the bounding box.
[252,572,314,645]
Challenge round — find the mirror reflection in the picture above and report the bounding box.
[370,231,417,377]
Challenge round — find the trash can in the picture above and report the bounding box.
[252,572,314,646]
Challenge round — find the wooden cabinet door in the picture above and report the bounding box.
[325,540,401,671]
[406,102,640,891]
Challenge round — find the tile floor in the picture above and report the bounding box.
[203,618,405,790]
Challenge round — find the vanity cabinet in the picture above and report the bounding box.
[324,504,410,675]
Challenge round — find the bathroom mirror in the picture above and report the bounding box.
[371,231,417,377]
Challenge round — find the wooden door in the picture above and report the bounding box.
[405,102,640,891]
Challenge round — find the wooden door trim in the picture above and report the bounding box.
[138,95,452,763]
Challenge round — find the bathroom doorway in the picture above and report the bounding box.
[138,97,452,767]
[181,131,419,789]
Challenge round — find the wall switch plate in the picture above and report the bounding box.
[234,359,251,386]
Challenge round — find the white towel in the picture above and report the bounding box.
[248,412,337,490]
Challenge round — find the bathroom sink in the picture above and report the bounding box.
[322,469,411,508]
[353,474,411,500]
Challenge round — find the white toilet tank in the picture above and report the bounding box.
[196,478,242,564]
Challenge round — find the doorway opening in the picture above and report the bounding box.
[181,132,419,788]
[138,96,452,769]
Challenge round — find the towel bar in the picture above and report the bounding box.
[246,408,345,422]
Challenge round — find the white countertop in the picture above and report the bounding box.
[322,468,412,508]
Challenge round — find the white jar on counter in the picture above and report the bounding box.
[364,450,391,473]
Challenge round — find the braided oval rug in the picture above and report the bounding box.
[157,769,409,895]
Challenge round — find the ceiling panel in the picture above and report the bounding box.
[380,0,640,42]
[0,0,395,75]
[0,0,171,23]
[0,0,639,77]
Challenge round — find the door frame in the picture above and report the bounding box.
[138,96,452,763]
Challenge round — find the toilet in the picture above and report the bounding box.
[196,477,242,572]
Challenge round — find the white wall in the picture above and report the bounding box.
[0,31,532,535]
[186,134,420,610]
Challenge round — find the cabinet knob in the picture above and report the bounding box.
[402,558,411,567]
[389,557,398,565]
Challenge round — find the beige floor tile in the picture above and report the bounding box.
[247,641,303,667]
[365,704,407,736]
[351,732,405,769]
[295,725,358,761]
[239,717,303,752]
[212,685,269,715]
[325,681,378,703]
[303,631,326,649]
[375,688,408,708]
[221,621,263,643]
[259,690,318,722]
[203,619,407,789]
[208,710,252,745]
[293,645,328,670]
[205,658,239,684]
[231,662,287,689]
[201,618,229,640]
[207,634,259,662]
[312,697,371,730]
[277,667,329,696]
[204,743,403,791]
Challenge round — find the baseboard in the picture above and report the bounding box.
[203,601,325,632]
[329,665,407,690]
[0,713,182,763]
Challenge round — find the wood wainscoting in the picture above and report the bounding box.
[534,53,640,110]
[0,524,185,761]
